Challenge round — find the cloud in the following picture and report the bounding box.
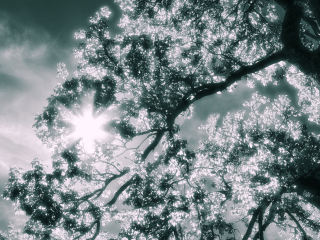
[0,12,74,230]
[0,72,26,92]
[0,12,57,157]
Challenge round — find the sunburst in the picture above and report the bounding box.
[68,105,109,153]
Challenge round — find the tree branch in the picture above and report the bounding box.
[252,187,286,240]
[242,196,275,240]
[79,168,129,202]
[172,226,181,240]
[258,209,265,240]
[252,202,276,240]
[104,174,136,207]
[171,50,285,122]
[302,15,320,38]
[141,130,166,161]
[193,51,286,102]
[275,0,320,78]
[286,211,308,240]
[88,220,100,240]
[242,206,261,240]
[135,128,170,136]
[73,219,100,240]
[244,0,258,14]
[309,0,320,31]
[172,51,285,123]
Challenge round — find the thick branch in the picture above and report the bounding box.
[279,1,305,51]
[252,202,276,240]
[302,15,320,38]
[172,226,181,240]
[309,0,320,30]
[194,51,285,102]
[242,206,261,240]
[104,175,136,206]
[275,0,320,77]
[171,50,285,122]
[286,211,308,240]
[252,188,286,240]
[242,197,274,240]
[88,220,100,240]
[141,130,166,161]
[258,209,264,240]
[244,0,258,14]
[135,128,170,136]
[73,219,100,240]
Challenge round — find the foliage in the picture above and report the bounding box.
[3,0,320,239]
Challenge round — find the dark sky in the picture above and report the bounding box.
[0,0,122,47]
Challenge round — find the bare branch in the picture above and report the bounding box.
[73,219,100,240]
[286,211,308,240]
[78,168,129,202]
[87,220,101,240]
[252,202,276,240]
[258,209,265,240]
[309,0,320,32]
[135,128,170,136]
[242,197,274,240]
[171,50,285,122]
[104,174,137,207]
[141,130,166,161]
[302,15,320,38]
[252,188,286,240]
[242,207,261,240]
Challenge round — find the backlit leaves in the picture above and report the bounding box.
[4,1,320,239]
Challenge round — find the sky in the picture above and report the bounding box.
[0,0,122,231]
[0,0,255,232]
[0,0,314,238]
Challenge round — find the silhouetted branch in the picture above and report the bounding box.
[252,188,286,240]
[242,207,261,240]
[141,130,166,161]
[79,168,130,202]
[171,50,285,122]
[242,197,273,240]
[252,202,276,240]
[286,211,308,240]
[88,220,100,240]
[105,174,136,207]
[135,128,170,136]
[258,209,264,240]
[276,0,320,77]
[73,219,100,240]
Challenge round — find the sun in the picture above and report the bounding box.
[69,106,108,153]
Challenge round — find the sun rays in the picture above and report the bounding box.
[69,106,108,153]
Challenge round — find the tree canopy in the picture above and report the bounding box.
[3,0,320,239]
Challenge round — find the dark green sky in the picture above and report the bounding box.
[0,0,122,47]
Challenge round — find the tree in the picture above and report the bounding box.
[0,223,32,240]
[3,0,320,239]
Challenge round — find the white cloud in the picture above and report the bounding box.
[0,11,71,230]
[0,13,64,176]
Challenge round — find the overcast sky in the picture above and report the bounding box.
[0,1,311,237]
